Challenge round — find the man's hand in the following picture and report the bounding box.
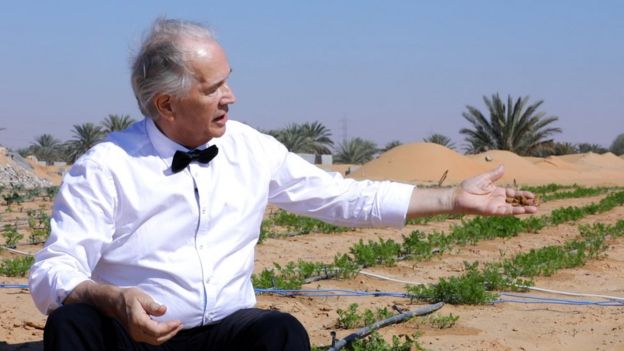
[454,165,539,215]
[407,165,538,219]
[65,281,183,345]
[116,287,183,345]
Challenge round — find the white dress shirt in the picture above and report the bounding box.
[29,118,414,328]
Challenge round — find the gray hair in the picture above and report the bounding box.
[131,18,216,118]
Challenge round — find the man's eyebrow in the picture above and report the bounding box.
[204,68,233,90]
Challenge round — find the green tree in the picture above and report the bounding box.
[29,134,64,164]
[381,140,402,153]
[101,114,136,134]
[65,123,104,163]
[270,124,309,153]
[269,121,334,154]
[460,94,561,156]
[550,142,577,156]
[423,133,456,150]
[577,143,607,154]
[334,138,377,164]
[610,133,624,155]
[299,121,334,154]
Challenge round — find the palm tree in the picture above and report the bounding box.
[29,134,63,164]
[65,123,104,163]
[299,121,334,155]
[381,140,402,153]
[101,114,136,134]
[270,121,334,154]
[610,133,624,156]
[460,94,561,156]
[334,137,378,164]
[423,133,456,150]
[272,124,309,153]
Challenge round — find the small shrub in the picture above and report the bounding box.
[0,256,34,277]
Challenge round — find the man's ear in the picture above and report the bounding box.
[154,94,175,122]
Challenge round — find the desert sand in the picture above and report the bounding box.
[2,143,624,350]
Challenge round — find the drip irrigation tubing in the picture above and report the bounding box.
[326,302,444,351]
[2,285,623,307]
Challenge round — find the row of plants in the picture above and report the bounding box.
[539,186,614,202]
[0,184,58,207]
[259,209,353,242]
[335,303,459,331]
[312,332,425,351]
[253,191,624,290]
[313,307,458,350]
[311,218,622,350]
[0,207,52,248]
[400,185,615,227]
[407,220,624,304]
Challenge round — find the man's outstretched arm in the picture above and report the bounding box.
[407,165,538,219]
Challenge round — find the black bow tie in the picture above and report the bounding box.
[171,145,219,173]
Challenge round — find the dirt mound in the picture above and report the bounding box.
[557,152,624,171]
[0,147,54,188]
[349,143,490,185]
[348,146,624,187]
[526,156,579,171]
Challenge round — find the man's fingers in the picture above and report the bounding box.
[144,301,167,317]
[487,165,505,182]
[141,318,182,337]
[154,324,184,344]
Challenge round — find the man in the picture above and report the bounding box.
[29,18,537,351]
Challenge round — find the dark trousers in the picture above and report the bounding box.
[44,303,311,351]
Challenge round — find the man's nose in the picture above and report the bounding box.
[220,83,236,104]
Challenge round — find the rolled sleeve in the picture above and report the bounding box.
[371,181,415,228]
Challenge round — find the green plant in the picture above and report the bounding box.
[0,256,34,277]
[345,332,425,351]
[350,238,401,267]
[426,313,460,329]
[335,304,396,330]
[337,303,362,329]
[3,223,23,249]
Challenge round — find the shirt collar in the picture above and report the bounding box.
[145,118,220,165]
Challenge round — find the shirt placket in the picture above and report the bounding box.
[189,164,216,325]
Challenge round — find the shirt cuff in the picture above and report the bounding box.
[377,182,415,227]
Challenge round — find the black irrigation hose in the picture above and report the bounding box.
[326,302,444,351]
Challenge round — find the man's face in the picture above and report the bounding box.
[157,40,236,148]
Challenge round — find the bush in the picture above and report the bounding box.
[610,133,624,155]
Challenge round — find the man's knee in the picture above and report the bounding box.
[251,310,310,350]
[44,303,115,351]
[45,303,103,334]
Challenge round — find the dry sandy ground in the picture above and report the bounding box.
[2,144,624,350]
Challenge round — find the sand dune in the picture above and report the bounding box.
[349,143,491,185]
[349,143,624,187]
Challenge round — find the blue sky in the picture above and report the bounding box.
[1,1,622,151]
